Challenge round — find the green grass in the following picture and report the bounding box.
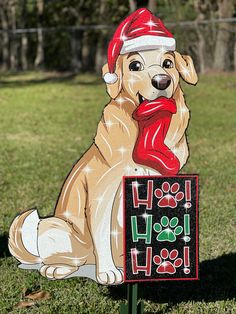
[0,72,235,313]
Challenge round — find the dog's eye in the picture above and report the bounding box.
[129,61,144,71]
[162,59,173,69]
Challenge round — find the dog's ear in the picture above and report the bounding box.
[174,52,198,85]
[102,57,122,99]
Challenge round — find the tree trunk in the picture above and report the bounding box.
[81,31,90,71]
[193,0,220,73]
[21,34,28,71]
[95,0,107,73]
[234,39,236,71]
[8,0,17,71]
[71,29,82,72]
[0,6,9,71]
[20,0,28,71]
[129,0,137,13]
[213,0,234,71]
[148,0,157,13]
[34,0,44,69]
[195,24,206,73]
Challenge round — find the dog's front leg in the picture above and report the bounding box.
[88,186,123,285]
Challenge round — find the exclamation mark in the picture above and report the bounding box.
[183,246,190,274]
[185,180,192,209]
[184,214,190,242]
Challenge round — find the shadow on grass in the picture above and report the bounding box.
[0,72,102,87]
[0,233,10,258]
[108,253,236,304]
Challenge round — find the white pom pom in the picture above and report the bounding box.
[103,72,118,84]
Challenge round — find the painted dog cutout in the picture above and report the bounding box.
[9,8,198,285]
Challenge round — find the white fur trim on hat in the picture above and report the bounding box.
[120,35,176,54]
[103,72,118,84]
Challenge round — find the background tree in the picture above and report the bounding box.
[213,0,235,71]
[129,0,137,12]
[0,0,235,73]
[20,0,28,71]
[95,0,107,73]
[8,0,17,71]
[194,0,218,73]
[34,0,44,69]
[148,0,157,13]
[0,1,9,71]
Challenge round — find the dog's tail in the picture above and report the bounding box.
[8,209,40,264]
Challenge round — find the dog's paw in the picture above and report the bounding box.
[97,267,123,285]
[40,264,78,280]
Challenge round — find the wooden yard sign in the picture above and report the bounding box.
[123,175,199,282]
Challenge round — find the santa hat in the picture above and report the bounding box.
[103,8,176,84]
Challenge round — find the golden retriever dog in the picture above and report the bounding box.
[9,9,198,285]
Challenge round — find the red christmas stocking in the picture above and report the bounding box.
[132,97,180,175]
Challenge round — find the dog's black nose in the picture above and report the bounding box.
[151,74,171,90]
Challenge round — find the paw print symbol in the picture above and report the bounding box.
[153,216,183,242]
[155,182,184,208]
[153,248,183,274]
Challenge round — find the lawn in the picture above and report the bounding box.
[0,72,235,313]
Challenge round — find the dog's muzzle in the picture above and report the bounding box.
[151,74,171,90]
